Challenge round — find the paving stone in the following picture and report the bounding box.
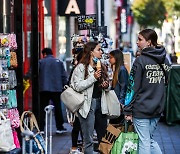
[48,115,180,154]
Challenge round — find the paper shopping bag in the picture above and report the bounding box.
[99,124,121,154]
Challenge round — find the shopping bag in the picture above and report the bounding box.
[111,121,138,154]
[98,124,121,154]
[101,90,121,119]
[0,111,16,152]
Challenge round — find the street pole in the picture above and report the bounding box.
[31,0,40,122]
[101,0,104,27]
[51,0,57,56]
[0,0,11,33]
[98,0,101,26]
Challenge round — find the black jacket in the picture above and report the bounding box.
[124,46,170,118]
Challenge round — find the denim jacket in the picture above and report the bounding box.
[113,66,129,104]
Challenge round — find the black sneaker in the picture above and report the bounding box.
[56,128,67,134]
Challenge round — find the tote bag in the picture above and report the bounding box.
[101,90,121,118]
[20,111,45,154]
[61,85,84,113]
[111,121,139,154]
[0,111,16,152]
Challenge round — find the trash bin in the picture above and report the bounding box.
[166,65,180,125]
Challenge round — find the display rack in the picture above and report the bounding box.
[0,33,20,152]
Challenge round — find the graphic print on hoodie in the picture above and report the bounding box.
[124,46,170,118]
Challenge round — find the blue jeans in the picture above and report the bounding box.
[78,98,107,154]
[133,118,162,154]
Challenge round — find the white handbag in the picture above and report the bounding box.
[0,111,16,152]
[61,85,84,113]
[101,90,121,118]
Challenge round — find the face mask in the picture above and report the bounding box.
[75,47,83,53]
[93,57,99,64]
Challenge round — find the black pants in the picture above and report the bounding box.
[39,91,64,131]
[71,116,83,147]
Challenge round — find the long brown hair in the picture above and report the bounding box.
[109,49,124,88]
[79,41,98,79]
[139,29,158,46]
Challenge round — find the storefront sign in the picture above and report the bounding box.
[91,26,107,37]
[77,14,96,30]
[58,0,85,16]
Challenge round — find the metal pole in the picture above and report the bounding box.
[98,0,101,26]
[31,0,40,122]
[0,0,11,33]
[101,0,104,27]
[50,108,53,154]
[51,0,57,56]
[65,16,70,58]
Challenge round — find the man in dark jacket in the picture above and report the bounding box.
[39,48,67,134]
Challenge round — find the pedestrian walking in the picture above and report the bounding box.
[124,29,170,154]
[39,48,68,134]
[69,42,84,154]
[70,41,109,154]
[108,49,129,124]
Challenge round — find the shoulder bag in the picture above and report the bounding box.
[61,85,84,113]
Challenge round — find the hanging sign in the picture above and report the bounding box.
[77,14,96,30]
[58,0,86,16]
[121,8,127,33]
[91,26,107,37]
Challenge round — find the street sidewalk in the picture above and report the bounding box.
[49,117,180,154]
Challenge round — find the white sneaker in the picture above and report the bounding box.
[69,148,83,154]
[56,128,67,134]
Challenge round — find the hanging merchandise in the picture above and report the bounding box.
[10,51,18,68]
[0,33,20,152]
[12,129,21,148]
[0,111,16,152]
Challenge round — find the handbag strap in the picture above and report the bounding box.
[20,111,40,133]
[66,109,76,124]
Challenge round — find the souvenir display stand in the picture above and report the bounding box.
[0,33,20,152]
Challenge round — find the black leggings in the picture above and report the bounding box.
[71,116,83,147]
